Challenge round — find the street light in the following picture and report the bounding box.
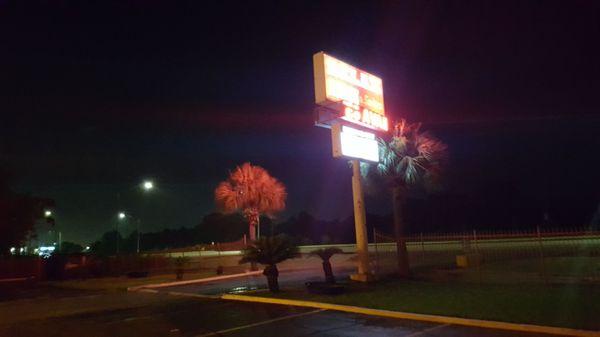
[43,210,61,251]
[117,211,142,254]
[115,179,155,255]
[142,180,154,191]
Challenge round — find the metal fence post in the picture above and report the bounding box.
[473,229,482,284]
[420,232,426,263]
[373,227,379,276]
[537,225,547,284]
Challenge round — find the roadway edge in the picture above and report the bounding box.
[220,294,600,337]
[127,271,262,291]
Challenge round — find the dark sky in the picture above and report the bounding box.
[1,1,600,244]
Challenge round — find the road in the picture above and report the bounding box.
[0,287,558,337]
[163,267,355,296]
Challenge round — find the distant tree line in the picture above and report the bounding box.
[0,166,54,256]
[88,211,398,255]
[88,191,600,255]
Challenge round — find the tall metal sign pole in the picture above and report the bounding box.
[314,52,388,282]
[350,159,372,281]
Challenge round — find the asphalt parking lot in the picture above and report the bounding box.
[0,288,559,337]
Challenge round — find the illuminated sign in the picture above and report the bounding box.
[331,124,379,162]
[314,52,388,132]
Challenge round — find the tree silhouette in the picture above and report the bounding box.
[371,119,446,277]
[0,166,54,255]
[215,163,286,241]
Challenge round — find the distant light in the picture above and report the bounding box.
[44,210,52,217]
[19,247,24,253]
[118,212,126,219]
[38,245,55,258]
[85,246,90,251]
[10,247,15,254]
[143,180,154,191]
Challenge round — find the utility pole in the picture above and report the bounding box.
[136,218,141,253]
[115,220,120,255]
[350,160,373,282]
[116,192,121,255]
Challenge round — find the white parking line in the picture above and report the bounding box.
[404,324,450,337]
[194,309,326,337]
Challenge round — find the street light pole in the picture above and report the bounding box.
[136,218,141,253]
[115,180,153,255]
[116,193,121,255]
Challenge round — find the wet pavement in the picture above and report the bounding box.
[0,270,576,337]
[151,269,563,337]
[0,290,559,337]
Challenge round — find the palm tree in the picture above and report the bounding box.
[373,119,446,277]
[173,256,190,280]
[310,247,343,284]
[215,163,286,241]
[239,235,299,292]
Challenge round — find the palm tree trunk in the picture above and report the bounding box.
[249,223,256,241]
[322,260,335,284]
[245,209,258,241]
[247,212,259,270]
[263,264,279,292]
[393,186,410,277]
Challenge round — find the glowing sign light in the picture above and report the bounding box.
[314,52,388,132]
[332,125,379,162]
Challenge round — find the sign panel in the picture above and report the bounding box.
[314,52,388,132]
[332,124,379,162]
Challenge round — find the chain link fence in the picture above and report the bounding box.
[373,227,600,284]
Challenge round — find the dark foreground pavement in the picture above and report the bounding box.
[0,284,561,337]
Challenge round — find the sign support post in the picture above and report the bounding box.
[313,52,387,283]
[350,159,373,282]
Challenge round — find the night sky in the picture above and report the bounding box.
[1,1,600,244]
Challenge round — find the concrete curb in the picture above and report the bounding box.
[127,271,262,291]
[0,276,35,283]
[221,294,600,337]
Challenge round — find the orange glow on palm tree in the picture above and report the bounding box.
[215,163,286,241]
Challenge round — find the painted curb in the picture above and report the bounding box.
[221,294,600,337]
[127,271,262,291]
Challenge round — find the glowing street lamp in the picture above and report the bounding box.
[114,180,155,255]
[142,180,154,191]
[117,211,142,254]
[44,210,52,217]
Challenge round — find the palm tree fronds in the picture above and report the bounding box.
[239,235,299,266]
[309,247,343,261]
[373,119,447,190]
[214,162,287,216]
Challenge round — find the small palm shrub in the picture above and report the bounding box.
[173,256,190,280]
[239,235,299,292]
[310,247,343,284]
